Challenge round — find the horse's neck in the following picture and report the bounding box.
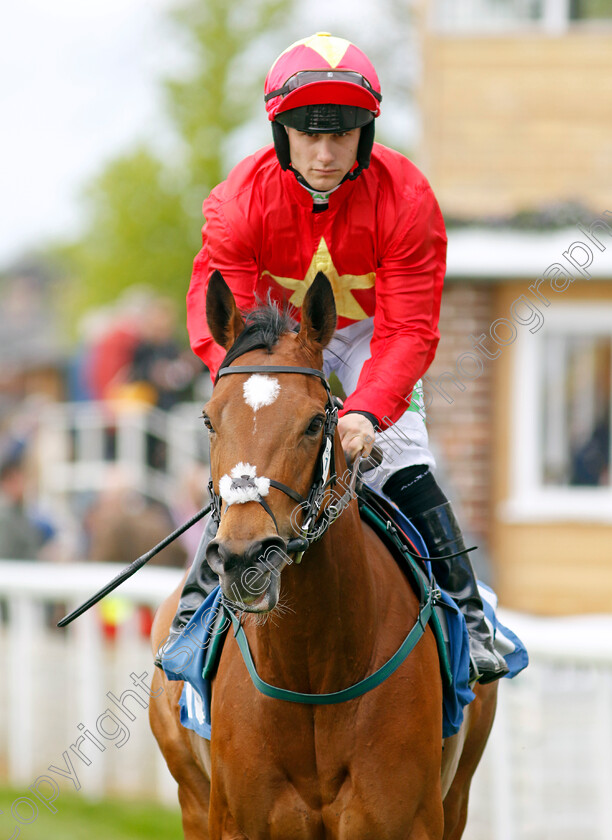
[250,497,379,690]
[290,498,374,624]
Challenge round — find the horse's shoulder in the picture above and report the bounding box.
[360,520,421,608]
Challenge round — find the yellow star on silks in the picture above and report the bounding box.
[262,237,375,321]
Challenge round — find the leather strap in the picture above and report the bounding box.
[224,589,434,705]
[217,365,329,385]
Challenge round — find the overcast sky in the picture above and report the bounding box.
[1,0,172,265]
[1,0,416,268]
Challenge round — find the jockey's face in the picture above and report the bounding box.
[286,126,360,191]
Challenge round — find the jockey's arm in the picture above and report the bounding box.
[187,205,259,378]
[340,183,446,431]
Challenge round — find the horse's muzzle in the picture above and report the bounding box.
[206,536,288,611]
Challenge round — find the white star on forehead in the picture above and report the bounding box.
[243,374,280,411]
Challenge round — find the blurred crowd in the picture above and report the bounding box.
[0,267,212,634]
[70,289,201,410]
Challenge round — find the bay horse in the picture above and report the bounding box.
[150,271,497,839]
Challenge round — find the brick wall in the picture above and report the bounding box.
[425,281,496,553]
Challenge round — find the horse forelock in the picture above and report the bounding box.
[219,298,299,373]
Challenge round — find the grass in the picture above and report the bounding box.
[0,787,183,839]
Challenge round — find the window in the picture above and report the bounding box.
[431,0,612,32]
[432,0,543,30]
[570,0,612,20]
[506,304,612,522]
[541,334,610,487]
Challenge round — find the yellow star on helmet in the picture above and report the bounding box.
[262,237,375,321]
[271,33,350,71]
[300,33,350,68]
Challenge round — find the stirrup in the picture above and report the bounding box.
[469,642,509,685]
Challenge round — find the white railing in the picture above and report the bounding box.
[465,610,612,840]
[0,560,184,806]
[2,559,612,836]
[36,400,210,514]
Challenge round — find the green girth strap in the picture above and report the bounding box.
[223,586,434,705]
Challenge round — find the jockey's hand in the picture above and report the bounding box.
[338,413,376,464]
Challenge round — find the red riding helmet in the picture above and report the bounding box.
[264,33,382,176]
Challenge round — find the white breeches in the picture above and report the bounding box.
[323,318,436,490]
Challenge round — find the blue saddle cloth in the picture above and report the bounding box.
[161,489,528,741]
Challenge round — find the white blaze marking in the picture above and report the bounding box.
[219,462,271,506]
[243,374,280,411]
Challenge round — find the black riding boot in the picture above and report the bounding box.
[383,467,508,684]
[155,516,219,668]
[410,502,509,684]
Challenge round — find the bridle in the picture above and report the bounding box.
[209,363,357,562]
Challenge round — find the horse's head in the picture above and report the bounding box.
[202,270,337,612]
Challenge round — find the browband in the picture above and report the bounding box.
[216,364,329,386]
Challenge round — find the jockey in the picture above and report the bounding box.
[166,33,508,684]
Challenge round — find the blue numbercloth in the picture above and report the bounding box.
[161,581,527,741]
[437,588,475,737]
[161,588,225,739]
[480,582,530,677]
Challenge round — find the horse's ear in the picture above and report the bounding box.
[298,272,337,349]
[206,270,246,350]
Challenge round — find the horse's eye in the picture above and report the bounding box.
[306,415,325,436]
[201,414,215,433]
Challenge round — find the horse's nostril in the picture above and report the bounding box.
[218,542,241,572]
[205,540,229,572]
[207,537,287,573]
[247,537,287,566]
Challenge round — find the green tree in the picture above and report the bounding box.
[60,148,195,315]
[166,0,288,195]
[58,0,293,323]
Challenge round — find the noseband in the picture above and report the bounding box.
[208,364,349,561]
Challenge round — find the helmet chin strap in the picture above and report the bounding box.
[344,163,366,182]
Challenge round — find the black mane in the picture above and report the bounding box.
[217,298,298,377]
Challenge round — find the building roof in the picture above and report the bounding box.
[446,226,611,280]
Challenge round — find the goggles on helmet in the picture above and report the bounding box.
[276,104,373,134]
[265,69,382,106]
